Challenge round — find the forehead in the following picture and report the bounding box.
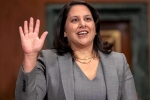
[68,5,92,16]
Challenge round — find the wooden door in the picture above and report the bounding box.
[100,21,132,70]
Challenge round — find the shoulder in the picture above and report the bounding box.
[109,51,125,59]
[107,51,127,64]
[36,49,61,68]
[37,49,58,62]
[105,51,128,71]
[100,51,128,70]
[39,49,58,57]
[108,51,131,76]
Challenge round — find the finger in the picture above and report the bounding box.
[29,17,34,33]
[34,19,40,34]
[40,31,48,41]
[19,26,24,38]
[24,21,28,34]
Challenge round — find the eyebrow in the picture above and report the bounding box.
[69,15,92,19]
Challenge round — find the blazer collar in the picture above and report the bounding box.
[58,51,119,100]
[58,53,74,100]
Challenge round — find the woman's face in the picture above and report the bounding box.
[64,5,96,49]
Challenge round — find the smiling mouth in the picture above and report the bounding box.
[77,31,88,35]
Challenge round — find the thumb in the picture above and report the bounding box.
[40,31,48,41]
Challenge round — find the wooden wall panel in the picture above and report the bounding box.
[0,0,149,99]
[0,0,43,99]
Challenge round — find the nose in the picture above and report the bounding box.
[79,19,86,28]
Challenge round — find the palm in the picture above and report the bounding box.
[19,18,48,54]
[22,32,43,53]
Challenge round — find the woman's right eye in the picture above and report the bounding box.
[71,19,78,22]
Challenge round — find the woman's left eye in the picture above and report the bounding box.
[85,18,92,21]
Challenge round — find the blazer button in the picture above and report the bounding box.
[22,79,26,92]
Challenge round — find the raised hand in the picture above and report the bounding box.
[19,17,48,72]
[19,17,48,55]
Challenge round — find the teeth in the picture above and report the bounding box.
[78,31,88,35]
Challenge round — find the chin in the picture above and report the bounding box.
[79,42,92,47]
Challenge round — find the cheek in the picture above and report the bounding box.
[64,27,75,38]
[65,26,77,36]
[91,24,96,33]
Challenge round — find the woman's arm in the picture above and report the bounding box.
[15,17,48,100]
[15,53,47,100]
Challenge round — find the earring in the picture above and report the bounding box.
[64,32,67,37]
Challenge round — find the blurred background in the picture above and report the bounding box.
[0,0,150,100]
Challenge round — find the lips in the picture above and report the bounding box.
[77,31,88,35]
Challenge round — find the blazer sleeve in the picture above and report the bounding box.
[121,54,137,100]
[15,51,47,100]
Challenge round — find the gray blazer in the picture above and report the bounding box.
[15,49,137,100]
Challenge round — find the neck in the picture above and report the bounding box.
[72,44,94,59]
[73,48,97,64]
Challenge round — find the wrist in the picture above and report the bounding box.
[23,53,38,73]
[24,52,38,59]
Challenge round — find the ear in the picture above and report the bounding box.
[64,32,67,37]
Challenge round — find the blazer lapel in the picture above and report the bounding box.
[58,53,74,100]
[99,51,119,100]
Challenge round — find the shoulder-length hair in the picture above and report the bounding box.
[53,0,113,55]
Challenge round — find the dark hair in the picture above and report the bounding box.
[53,0,113,55]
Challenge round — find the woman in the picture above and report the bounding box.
[15,0,137,100]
